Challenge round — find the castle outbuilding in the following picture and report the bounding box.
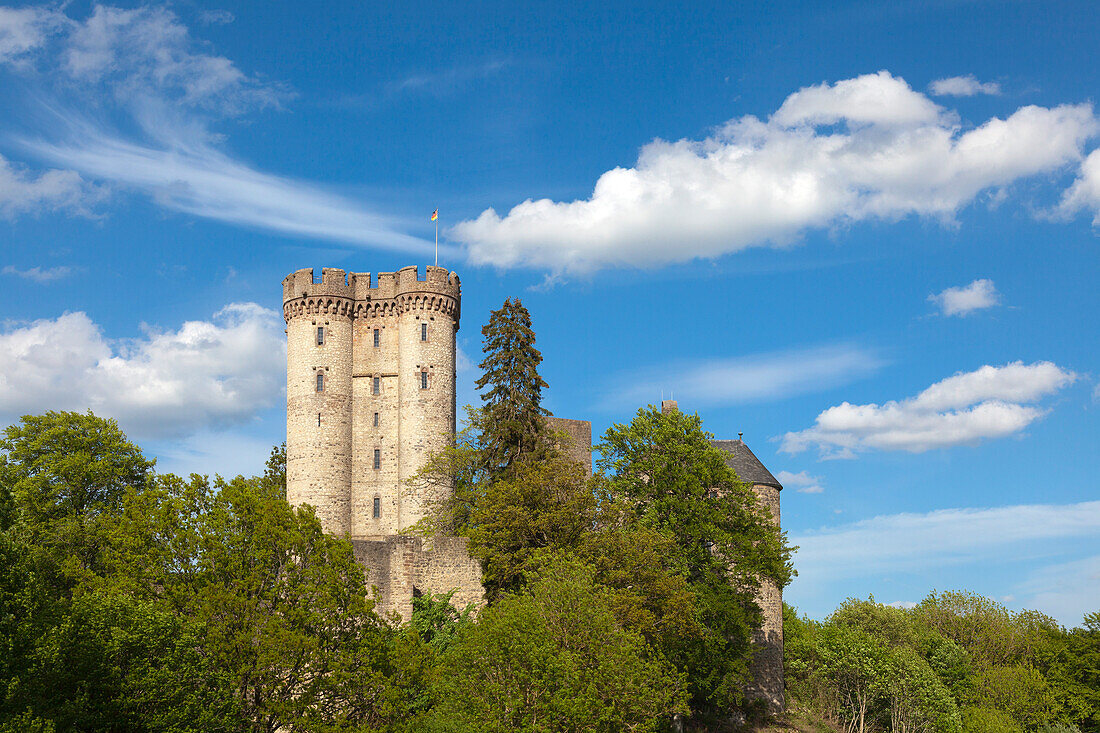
[283,265,783,714]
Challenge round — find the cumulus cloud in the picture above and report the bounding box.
[781,361,1076,457]
[929,75,1002,97]
[453,71,1098,274]
[2,264,73,282]
[792,500,1100,581]
[928,278,1001,316]
[0,4,434,253]
[0,304,285,439]
[1058,149,1100,225]
[0,152,105,218]
[776,470,824,494]
[605,343,883,411]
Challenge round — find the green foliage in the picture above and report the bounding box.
[597,405,795,725]
[422,557,688,732]
[411,590,474,653]
[475,297,551,477]
[788,594,1099,733]
[971,664,1056,730]
[963,705,1024,733]
[462,452,597,600]
[1,411,153,591]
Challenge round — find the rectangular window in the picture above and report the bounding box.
[373,497,381,518]
[420,370,428,389]
[373,449,381,470]
[421,322,427,341]
[373,412,379,427]
[316,372,324,392]
[372,376,380,395]
[316,326,324,345]
[373,328,380,347]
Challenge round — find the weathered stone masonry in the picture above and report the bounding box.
[283,265,483,620]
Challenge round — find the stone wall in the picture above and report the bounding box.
[352,535,484,621]
[546,416,592,476]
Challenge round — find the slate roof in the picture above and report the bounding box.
[710,439,783,490]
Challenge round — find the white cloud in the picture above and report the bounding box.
[196,10,235,26]
[0,5,66,64]
[0,4,435,253]
[1058,148,1100,225]
[0,153,105,218]
[776,470,824,494]
[453,71,1098,274]
[2,264,73,282]
[792,501,1100,581]
[781,361,1076,457]
[1015,555,1100,628]
[605,343,883,411]
[929,75,1002,97]
[26,128,437,256]
[0,303,285,439]
[928,278,1001,316]
[886,600,918,609]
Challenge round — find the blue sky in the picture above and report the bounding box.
[1,0,1098,625]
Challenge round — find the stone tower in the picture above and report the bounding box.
[283,265,461,539]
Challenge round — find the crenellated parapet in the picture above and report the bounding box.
[283,265,461,329]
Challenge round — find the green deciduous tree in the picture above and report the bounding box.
[597,406,793,724]
[1,411,153,591]
[105,472,394,733]
[423,557,688,733]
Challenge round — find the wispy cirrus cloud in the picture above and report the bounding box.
[0,152,106,218]
[789,500,1100,626]
[0,4,437,255]
[453,71,1099,274]
[929,74,1001,97]
[392,58,511,93]
[792,501,1100,580]
[776,470,825,494]
[602,343,884,411]
[781,361,1077,457]
[2,264,73,282]
[928,278,1001,316]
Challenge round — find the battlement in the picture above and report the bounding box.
[283,266,461,304]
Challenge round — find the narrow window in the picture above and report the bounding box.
[373,449,381,470]
[316,326,324,345]
[373,328,380,347]
[373,497,381,518]
[420,322,427,342]
[373,412,379,427]
[420,370,429,389]
[372,376,380,395]
[316,372,324,392]
[317,412,321,427]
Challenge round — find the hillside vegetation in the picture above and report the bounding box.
[782,594,1099,733]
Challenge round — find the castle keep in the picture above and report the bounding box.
[283,265,784,714]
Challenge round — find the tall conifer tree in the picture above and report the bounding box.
[475,297,550,477]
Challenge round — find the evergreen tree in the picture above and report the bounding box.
[475,297,550,477]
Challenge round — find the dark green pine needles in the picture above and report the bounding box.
[475,297,551,478]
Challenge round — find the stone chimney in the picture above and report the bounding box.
[661,399,678,414]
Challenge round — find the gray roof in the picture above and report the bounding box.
[710,439,783,490]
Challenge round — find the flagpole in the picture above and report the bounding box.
[434,220,438,267]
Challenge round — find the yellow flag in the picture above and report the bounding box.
[431,209,438,221]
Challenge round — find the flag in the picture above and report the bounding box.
[431,209,438,221]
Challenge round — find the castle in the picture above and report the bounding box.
[282,264,784,713]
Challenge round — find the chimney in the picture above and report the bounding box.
[661,399,678,414]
